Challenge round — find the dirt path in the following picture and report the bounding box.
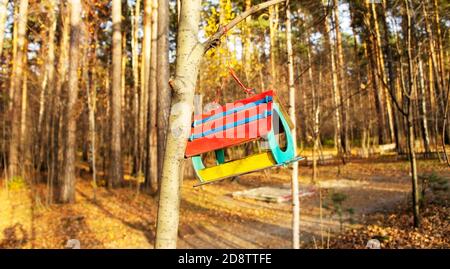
[0,159,448,248]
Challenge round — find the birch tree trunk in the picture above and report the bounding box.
[8,0,28,179]
[269,5,278,87]
[0,0,8,58]
[418,59,431,153]
[154,0,287,249]
[110,0,123,188]
[285,0,300,249]
[60,0,81,203]
[155,0,204,249]
[243,0,252,83]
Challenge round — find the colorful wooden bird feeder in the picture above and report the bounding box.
[185,71,302,185]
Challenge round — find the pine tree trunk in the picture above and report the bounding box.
[139,0,152,178]
[323,12,342,154]
[50,1,69,202]
[110,0,123,188]
[380,0,402,152]
[38,0,57,173]
[60,0,81,203]
[371,2,395,144]
[332,0,348,154]
[364,2,386,145]
[131,0,141,175]
[146,0,158,193]
[8,0,28,179]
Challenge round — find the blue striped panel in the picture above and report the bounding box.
[192,96,273,127]
[189,110,272,141]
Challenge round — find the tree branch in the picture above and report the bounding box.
[203,0,287,53]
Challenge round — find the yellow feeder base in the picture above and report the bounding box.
[196,151,277,185]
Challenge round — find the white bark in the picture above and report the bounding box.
[0,0,8,57]
[155,0,204,249]
[286,0,300,249]
[155,0,287,249]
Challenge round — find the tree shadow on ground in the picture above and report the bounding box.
[76,189,156,245]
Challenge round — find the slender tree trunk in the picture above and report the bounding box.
[146,0,158,193]
[86,24,98,200]
[404,0,420,228]
[323,13,342,154]
[309,38,319,183]
[131,0,141,175]
[0,0,8,58]
[157,0,171,184]
[140,0,152,178]
[110,0,123,188]
[60,0,81,203]
[286,0,300,249]
[20,51,30,176]
[332,0,348,154]
[8,3,19,113]
[433,0,446,104]
[8,0,28,179]
[269,4,278,87]
[243,0,252,83]
[418,59,431,153]
[422,1,441,152]
[380,0,402,152]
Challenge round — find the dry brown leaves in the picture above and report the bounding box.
[330,203,449,249]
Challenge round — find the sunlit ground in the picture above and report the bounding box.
[0,156,449,249]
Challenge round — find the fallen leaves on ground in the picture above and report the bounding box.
[329,201,449,249]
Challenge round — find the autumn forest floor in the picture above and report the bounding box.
[0,156,449,249]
